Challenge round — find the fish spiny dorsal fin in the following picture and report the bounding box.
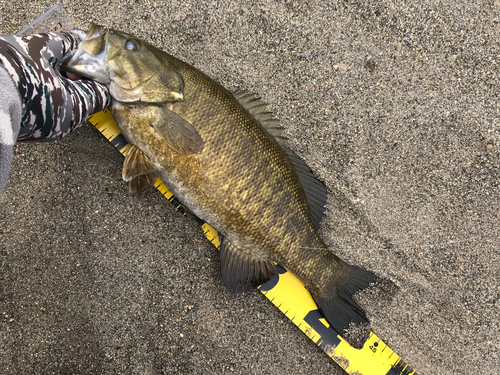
[232,91,250,100]
[232,91,287,147]
[232,90,328,230]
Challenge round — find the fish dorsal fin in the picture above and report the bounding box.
[284,148,328,230]
[233,91,287,147]
[151,107,204,154]
[233,91,328,229]
[122,145,159,194]
[219,236,277,295]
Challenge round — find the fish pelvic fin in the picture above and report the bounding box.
[312,263,378,339]
[220,236,277,295]
[128,172,158,194]
[122,145,158,194]
[122,145,158,181]
[151,107,204,154]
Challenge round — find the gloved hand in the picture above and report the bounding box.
[0,31,110,142]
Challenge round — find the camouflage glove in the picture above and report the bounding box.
[0,31,110,142]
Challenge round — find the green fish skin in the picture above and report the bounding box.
[64,24,377,336]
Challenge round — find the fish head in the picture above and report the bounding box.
[64,24,184,103]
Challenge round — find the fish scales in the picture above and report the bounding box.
[116,56,327,283]
[64,24,377,338]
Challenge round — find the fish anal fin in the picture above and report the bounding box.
[152,107,204,154]
[122,145,157,182]
[220,236,276,295]
[128,172,158,194]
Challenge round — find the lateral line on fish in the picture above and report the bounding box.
[28,14,417,374]
[75,134,496,255]
[290,236,496,252]
[87,108,419,375]
[74,132,496,255]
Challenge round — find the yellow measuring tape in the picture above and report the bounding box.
[87,109,416,375]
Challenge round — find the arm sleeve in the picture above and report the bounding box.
[0,32,110,142]
[0,65,22,195]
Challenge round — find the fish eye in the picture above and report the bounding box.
[125,40,139,51]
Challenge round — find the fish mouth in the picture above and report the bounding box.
[63,50,110,84]
[62,25,111,84]
[63,24,153,90]
[63,24,167,100]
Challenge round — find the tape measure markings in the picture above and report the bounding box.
[87,110,417,375]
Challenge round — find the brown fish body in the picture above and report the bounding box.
[64,25,375,335]
[112,57,343,294]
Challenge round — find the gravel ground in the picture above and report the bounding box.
[1,1,499,374]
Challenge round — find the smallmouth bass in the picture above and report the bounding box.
[64,24,377,337]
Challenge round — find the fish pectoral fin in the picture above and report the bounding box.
[219,236,276,295]
[128,172,158,194]
[151,107,204,154]
[122,145,158,182]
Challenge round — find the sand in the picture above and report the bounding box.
[1,1,499,374]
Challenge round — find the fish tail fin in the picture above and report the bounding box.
[312,263,377,337]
